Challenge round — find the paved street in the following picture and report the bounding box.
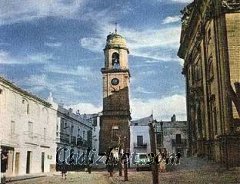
[8,157,240,184]
[9,172,111,184]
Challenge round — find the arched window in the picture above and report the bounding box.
[112,52,120,69]
[207,57,214,81]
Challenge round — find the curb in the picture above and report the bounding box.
[6,175,47,183]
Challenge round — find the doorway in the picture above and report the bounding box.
[41,152,45,173]
[15,152,20,175]
[26,151,31,174]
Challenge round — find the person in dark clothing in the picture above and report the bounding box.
[61,161,67,179]
[176,152,181,165]
[170,153,175,165]
[166,153,170,165]
[106,153,115,177]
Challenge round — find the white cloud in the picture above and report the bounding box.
[23,74,86,101]
[66,103,102,115]
[45,64,99,80]
[0,50,53,64]
[80,24,182,62]
[0,0,85,25]
[80,38,105,53]
[130,94,186,121]
[44,42,62,48]
[135,87,156,94]
[162,15,181,24]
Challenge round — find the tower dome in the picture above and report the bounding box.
[105,33,128,51]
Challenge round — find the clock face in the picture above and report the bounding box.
[111,78,119,86]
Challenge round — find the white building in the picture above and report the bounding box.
[0,76,57,176]
[130,115,153,164]
[55,107,93,170]
[156,115,188,156]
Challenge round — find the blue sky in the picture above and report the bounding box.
[0,0,192,120]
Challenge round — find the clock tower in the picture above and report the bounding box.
[99,31,131,155]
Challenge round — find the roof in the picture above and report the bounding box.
[130,115,153,126]
[0,76,51,107]
[105,33,128,51]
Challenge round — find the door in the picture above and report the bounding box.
[41,152,45,173]
[15,152,20,175]
[26,151,31,174]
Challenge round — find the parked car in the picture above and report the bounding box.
[135,153,151,171]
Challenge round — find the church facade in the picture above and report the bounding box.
[99,32,131,155]
[178,0,240,167]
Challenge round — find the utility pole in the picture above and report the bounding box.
[149,121,159,184]
[118,136,122,177]
[123,136,128,181]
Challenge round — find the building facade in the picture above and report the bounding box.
[155,115,188,157]
[130,116,153,163]
[178,0,240,167]
[56,107,93,170]
[99,31,131,155]
[0,77,57,176]
[130,116,152,166]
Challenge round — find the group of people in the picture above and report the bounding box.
[158,151,182,172]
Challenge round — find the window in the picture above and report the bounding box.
[83,131,85,140]
[111,126,119,141]
[27,103,30,114]
[112,52,120,69]
[137,136,143,146]
[11,121,15,135]
[208,28,211,43]
[71,125,74,135]
[44,128,47,142]
[78,128,80,137]
[176,134,182,144]
[28,121,33,137]
[207,57,214,81]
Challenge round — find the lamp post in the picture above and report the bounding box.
[149,121,159,184]
[123,136,128,181]
[160,121,164,148]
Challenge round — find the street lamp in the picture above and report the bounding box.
[160,121,164,148]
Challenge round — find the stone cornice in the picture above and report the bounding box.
[222,0,240,11]
[0,76,51,107]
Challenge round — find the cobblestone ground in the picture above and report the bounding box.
[111,157,240,184]
[9,172,112,184]
[8,157,240,184]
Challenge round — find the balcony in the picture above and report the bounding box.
[77,137,83,147]
[71,136,76,145]
[60,132,70,143]
[82,140,89,148]
[133,143,147,149]
[171,139,187,148]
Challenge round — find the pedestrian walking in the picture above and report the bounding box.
[61,161,67,179]
[106,153,115,177]
[166,153,170,165]
[170,153,175,165]
[176,152,181,165]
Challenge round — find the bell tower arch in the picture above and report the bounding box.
[99,31,131,155]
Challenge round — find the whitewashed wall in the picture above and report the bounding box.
[0,78,57,176]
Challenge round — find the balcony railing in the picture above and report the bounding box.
[133,143,147,149]
[60,132,70,143]
[71,136,76,145]
[77,137,83,147]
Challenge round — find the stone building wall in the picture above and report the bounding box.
[0,76,57,176]
[178,0,240,167]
